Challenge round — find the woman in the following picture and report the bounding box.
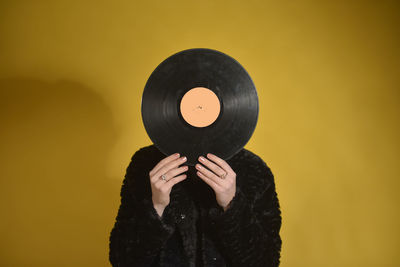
[109,144,282,267]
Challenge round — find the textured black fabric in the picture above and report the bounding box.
[109,144,282,267]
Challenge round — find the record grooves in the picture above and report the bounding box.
[141,48,259,166]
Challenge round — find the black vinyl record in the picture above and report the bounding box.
[141,48,259,166]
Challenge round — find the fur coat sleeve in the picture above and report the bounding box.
[109,149,177,266]
[207,153,282,267]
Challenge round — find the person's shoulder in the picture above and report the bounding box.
[129,144,162,161]
[229,147,275,191]
[124,144,161,175]
[133,143,159,154]
[230,147,272,171]
[123,144,162,198]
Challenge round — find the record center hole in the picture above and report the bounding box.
[180,87,220,128]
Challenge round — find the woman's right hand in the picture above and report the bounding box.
[149,153,188,217]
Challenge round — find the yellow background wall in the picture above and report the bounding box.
[0,1,399,266]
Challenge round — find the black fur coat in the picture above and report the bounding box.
[109,144,282,267]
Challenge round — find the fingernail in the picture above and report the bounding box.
[182,156,187,161]
[199,156,205,161]
[175,153,180,157]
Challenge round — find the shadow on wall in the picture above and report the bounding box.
[0,78,118,266]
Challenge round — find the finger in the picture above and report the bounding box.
[163,174,188,189]
[206,153,234,174]
[153,156,187,181]
[152,156,187,183]
[196,171,223,192]
[195,163,226,187]
[150,153,180,177]
[154,165,188,184]
[198,155,227,178]
[167,165,189,180]
[153,167,188,187]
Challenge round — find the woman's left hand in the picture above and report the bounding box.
[196,153,236,211]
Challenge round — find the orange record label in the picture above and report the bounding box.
[180,87,221,128]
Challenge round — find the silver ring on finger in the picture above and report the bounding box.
[160,174,167,181]
[219,172,227,179]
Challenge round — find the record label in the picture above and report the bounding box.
[180,87,221,128]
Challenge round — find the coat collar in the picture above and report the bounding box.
[162,165,222,266]
[147,144,246,266]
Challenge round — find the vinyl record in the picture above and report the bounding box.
[141,48,259,166]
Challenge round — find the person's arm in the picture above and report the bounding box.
[208,158,282,267]
[109,149,176,267]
